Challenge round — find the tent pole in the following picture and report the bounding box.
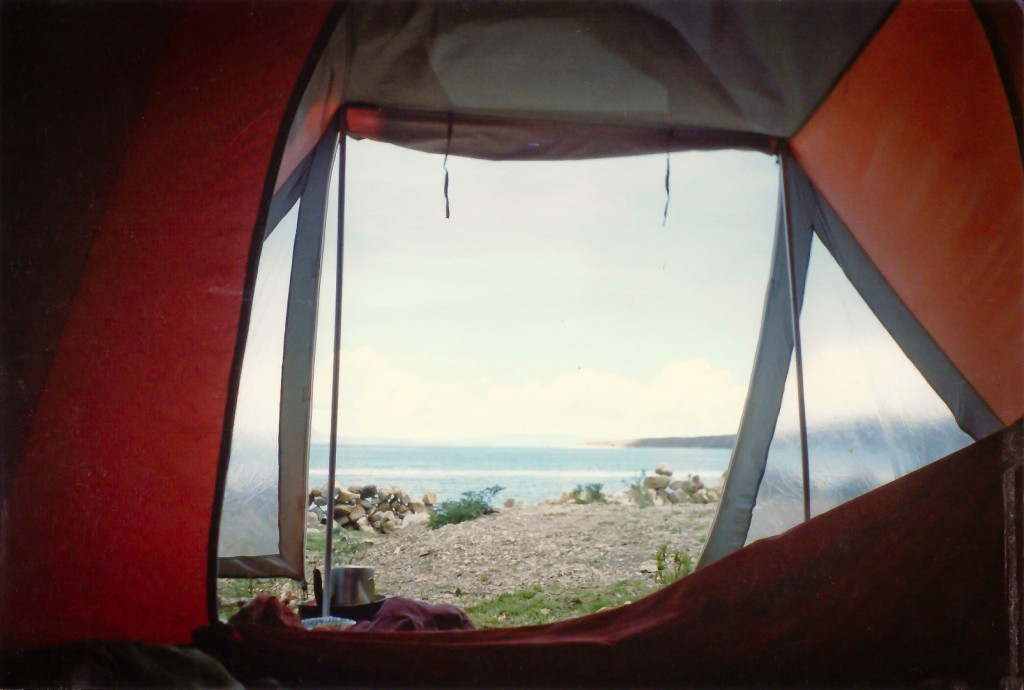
[779,148,812,523]
[322,120,347,618]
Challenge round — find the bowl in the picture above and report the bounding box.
[301,616,356,632]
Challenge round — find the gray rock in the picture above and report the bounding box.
[359,485,378,500]
[644,474,670,490]
[401,512,430,528]
[638,561,658,574]
[347,504,366,523]
[655,463,673,477]
[608,491,632,505]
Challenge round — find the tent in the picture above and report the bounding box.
[2,0,1021,686]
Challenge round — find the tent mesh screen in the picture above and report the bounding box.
[217,202,300,558]
[747,236,972,543]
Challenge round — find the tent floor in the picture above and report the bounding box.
[3,422,1019,688]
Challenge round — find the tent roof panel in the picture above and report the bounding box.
[279,0,893,175]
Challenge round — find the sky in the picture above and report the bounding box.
[306,139,780,444]
[228,135,963,450]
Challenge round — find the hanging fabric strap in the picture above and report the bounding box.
[662,129,672,227]
[443,113,453,219]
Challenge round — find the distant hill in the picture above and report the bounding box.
[589,434,736,449]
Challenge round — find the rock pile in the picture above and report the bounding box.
[640,464,722,505]
[307,484,435,535]
[545,464,723,507]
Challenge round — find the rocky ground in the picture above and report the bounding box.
[342,501,717,606]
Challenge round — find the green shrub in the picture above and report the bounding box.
[428,485,504,529]
[626,471,655,508]
[569,482,606,504]
[654,544,693,584]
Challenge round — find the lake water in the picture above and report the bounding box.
[308,444,730,505]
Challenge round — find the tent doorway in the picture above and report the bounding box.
[217,136,782,624]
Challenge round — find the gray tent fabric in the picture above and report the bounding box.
[265,154,313,241]
[288,0,895,166]
[219,126,338,579]
[700,155,812,566]
[346,107,773,161]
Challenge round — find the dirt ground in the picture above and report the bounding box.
[347,501,717,605]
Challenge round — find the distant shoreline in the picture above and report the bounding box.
[587,434,736,449]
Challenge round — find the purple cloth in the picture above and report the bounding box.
[349,596,475,632]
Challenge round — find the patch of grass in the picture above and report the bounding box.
[306,526,375,565]
[569,482,606,504]
[465,580,659,628]
[429,485,504,529]
[216,527,378,621]
[216,577,301,622]
[654,544,693,584]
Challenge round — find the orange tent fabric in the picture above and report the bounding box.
[792,0,1023,425]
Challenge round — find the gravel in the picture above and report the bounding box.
[353,501,717,605]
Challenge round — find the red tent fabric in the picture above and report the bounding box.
[1,1,334,647]
[209,422,1018,687]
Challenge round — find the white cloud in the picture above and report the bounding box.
[311,346,746,443]
[777,339,956,430]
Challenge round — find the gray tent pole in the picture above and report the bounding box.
[780,149,812,522]
[322,124,347,618]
